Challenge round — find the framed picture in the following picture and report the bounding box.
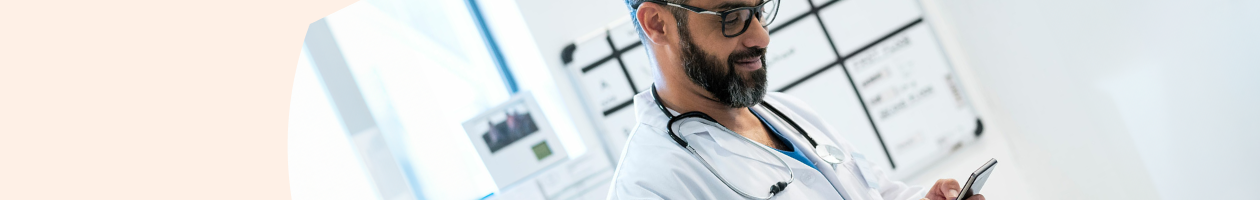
[463,91,568,189]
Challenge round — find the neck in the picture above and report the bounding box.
[656,84,742,120]
[655,83,769,142]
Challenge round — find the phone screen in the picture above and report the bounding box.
[958,158,997,200]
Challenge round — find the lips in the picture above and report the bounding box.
[728,47,767,72]
[734,56,763,71]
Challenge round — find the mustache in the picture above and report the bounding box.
[727,46,767,64]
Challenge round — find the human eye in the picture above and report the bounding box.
[722,11,746,25]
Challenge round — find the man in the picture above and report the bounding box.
[607,0,986,199]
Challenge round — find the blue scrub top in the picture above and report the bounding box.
[753,110,817,170]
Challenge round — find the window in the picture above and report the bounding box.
[294,0,588,199]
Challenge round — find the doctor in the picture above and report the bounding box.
[608,0,985,199]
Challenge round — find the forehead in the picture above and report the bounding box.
[689,0,762,10]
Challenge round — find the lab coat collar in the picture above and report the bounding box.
[632,90,672,132]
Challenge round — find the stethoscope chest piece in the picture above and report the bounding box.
[815,144,846,165]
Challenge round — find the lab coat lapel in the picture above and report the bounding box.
[676,124,784,167]
[678,124,844,199]
[754,99,865,200]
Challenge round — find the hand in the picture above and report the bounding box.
[919,179,985,200]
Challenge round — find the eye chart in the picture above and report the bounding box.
[559,0,982,178]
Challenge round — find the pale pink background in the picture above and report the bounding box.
[1,0,355,199]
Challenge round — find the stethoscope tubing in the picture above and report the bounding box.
[652,85,812,199]
[683,125,794,200]
[651,85,820,150]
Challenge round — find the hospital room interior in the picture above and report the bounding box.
[287,0,1260,199]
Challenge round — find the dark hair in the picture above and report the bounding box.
[624,0,691,43]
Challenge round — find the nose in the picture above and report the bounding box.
[741,18,771,49]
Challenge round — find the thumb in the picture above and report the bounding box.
[968,194,986,200]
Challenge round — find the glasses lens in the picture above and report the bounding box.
[760,0,779,27]
[722,0,779,37]
[722,10,751,36]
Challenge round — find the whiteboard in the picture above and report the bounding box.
[557,0,981,179]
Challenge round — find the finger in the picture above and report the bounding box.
[928,179,946,200]
[927,179,949,200]
[967,194,985,200]
[936,179,960,200]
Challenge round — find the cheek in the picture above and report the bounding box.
[696,38,739,61]
[688,24,740,57]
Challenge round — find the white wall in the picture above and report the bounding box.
[924,0,1260,199]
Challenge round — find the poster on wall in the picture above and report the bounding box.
[463,91,569,189]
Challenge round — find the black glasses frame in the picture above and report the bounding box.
[645,0,780,37]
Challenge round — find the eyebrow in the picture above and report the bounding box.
[712,0,755,11]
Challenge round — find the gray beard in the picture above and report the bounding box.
[677,26,768,108]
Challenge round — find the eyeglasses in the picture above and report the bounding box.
[646,0,781,37]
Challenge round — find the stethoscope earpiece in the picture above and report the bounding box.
[768,181,788,195]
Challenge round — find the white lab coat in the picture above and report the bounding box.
[608,92,927,200]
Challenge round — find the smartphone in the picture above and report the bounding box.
[957,158,997,200]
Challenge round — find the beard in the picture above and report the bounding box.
[677,27,769,108]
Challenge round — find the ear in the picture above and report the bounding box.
[636,3,673,46]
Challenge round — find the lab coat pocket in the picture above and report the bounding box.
[853,153,880,190]
[831,153,883,200]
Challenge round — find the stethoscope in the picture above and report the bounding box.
[651,85,849,199]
